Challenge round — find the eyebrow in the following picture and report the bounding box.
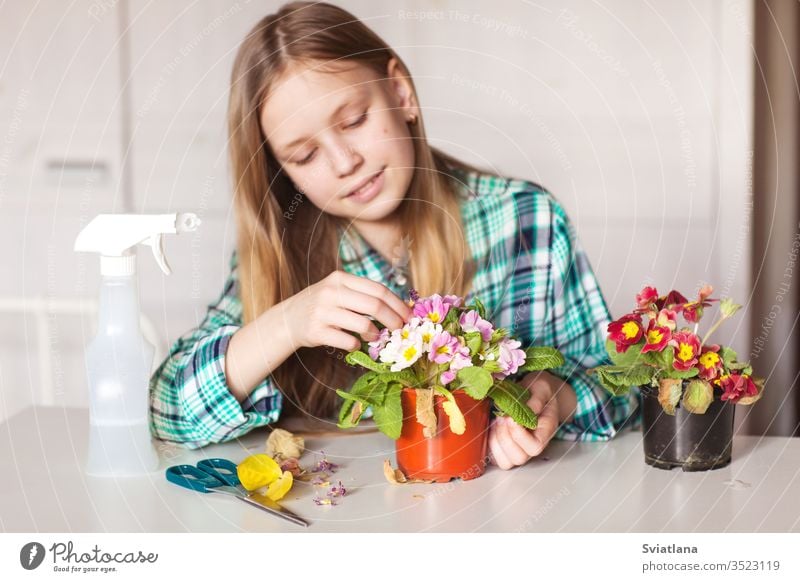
[273,99,362,157]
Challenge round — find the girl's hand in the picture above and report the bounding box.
[488,372,567,470]
[281,270,413,351]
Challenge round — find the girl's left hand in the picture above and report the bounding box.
[487,372,564,470]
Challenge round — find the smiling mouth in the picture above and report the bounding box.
[346,168,385,198]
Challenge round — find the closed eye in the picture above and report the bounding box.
[345,111,368,128]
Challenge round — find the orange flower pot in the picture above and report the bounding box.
[395,387,492,483]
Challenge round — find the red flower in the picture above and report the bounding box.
[656,290,689,311]
[697,345,723,381]
[717,373,758,403]
[680,284,716,323]
[636,286,659,310]
[641,320,672,353]
[607,315,644,353]
[656,308,678,331]
[671,331,700,371]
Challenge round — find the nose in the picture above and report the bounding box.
[328,139,363,178]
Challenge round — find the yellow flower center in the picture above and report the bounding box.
[401,329,409,339]
[422,332,433,343]
[402,345,418,362]
[677,343,694,362]
[622,321,640,339]
[698,351,720,368]
[436,345,450,355]
[429,312,441,323]
[647,329,663,345]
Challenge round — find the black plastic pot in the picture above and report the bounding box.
[640,383,735,471]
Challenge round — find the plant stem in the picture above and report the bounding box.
[702,315,728,346]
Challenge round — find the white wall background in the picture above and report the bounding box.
[0,0,754,424]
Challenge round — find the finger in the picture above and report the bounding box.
[318,328,361,352]
[488,421,512,469]
[495,418,530,466]
[324,307,381,342]
[339,272,413,322]
[333,286,408,331]
[506,417,548,458]
[519,401,560,456]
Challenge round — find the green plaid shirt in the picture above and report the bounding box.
[149,168,641,448]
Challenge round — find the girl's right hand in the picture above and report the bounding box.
[282,270,413,351]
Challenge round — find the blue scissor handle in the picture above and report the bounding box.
[197,458,241,487]
[166,464,226,493]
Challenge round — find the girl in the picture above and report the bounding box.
[149,1,639,469]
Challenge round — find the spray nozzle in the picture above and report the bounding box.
[74,212,202,276]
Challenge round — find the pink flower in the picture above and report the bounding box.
[607,314,643,353]
[641,320,672,353]
[717,373,758,403]
[459,310,494,342]
[494,337,526,379]
[636,286,659,310]
[671,331,700,371]
[368,327,390,360]
[441,294,463,308]
[440,370,457,385]
[412,294,451,324]
[428,331,460,364]
[697,345,723,381]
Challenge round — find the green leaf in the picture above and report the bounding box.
[719,346,738,369]
[659,366,699,380]
[376,369,419,388]
[518,346,565,372]
[336,372,388,428]
[644,346,675,369]
[465,331,483,355]
[372,382,403,439]
[457,366,494,400]
[442,305,460,328]
[606,339,647,367]
[594,364,655,396]
[473,298,486,319]
[720,297,742,318]
[489,381,537,429]
[345,350,390,372]
[682,379,713,414]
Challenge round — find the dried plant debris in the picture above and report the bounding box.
[265,428,305,461]
[383,459,436,485]
[312,480,347,506]
[312,450,339,474]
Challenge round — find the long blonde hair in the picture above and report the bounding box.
[228,1,486,420]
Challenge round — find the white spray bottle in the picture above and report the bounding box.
[74,213,201,476]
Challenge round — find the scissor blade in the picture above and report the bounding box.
[238,492,309,528]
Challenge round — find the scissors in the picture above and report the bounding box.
[165,458,309,528]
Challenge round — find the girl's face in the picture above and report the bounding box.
[260,58,418,224]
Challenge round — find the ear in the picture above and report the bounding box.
[386,57,418,117]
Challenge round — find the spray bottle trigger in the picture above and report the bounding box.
[147,234,172,275]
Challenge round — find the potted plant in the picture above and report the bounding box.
[336,289,565,482]
[592,285,765,471]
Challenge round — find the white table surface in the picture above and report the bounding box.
[1,406,798,533]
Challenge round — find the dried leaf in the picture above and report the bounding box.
[442,400,466,435]
[737,376,765,405]
[265,428,305,461]
[350,400,364,425]
[658,378,682,415]
[415,388,437,438]
[383,459,408,484]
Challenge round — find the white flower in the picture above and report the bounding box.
[416,319,443,352]
[379,325,424,371]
